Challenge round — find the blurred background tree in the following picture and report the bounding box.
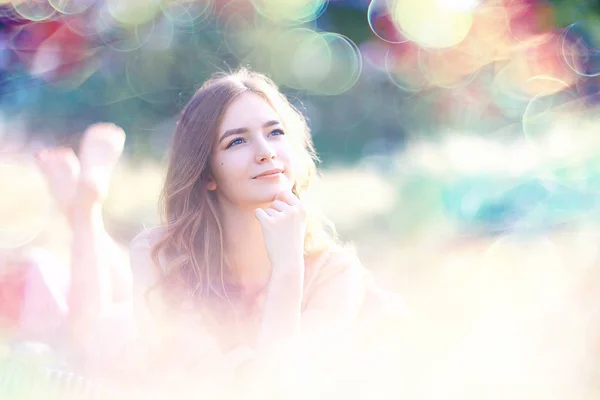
[0,0,597,166]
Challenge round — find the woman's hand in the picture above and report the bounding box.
[254,190,306,352]
[254,189,306,270]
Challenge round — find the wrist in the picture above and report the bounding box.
[269,260,304,287]
[270,256,304,275]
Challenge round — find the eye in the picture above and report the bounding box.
[269,128,285,137]
[226,137,245,149]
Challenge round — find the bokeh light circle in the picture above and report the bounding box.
[0,155,51,250]
[65,5,110,36]
[522,90,599,175]
[271,29,361,95]
[97,7,156,52]
[504,0,553,45]
[305,73,382,133]
[48,0,94,15]
[270,28,322,91]
[159,0,213,26]
[11,0,56,21]
[251,0,327,25]
[490,61,563,119]
[417,47,479,89]
[310,32,362,95]
[392,0,473,49]
[47,54,103,92]
[525,75,572,98]
[385,46,428,92]
[523,90,576,145]
[78,61,135,106]
[457,3,510,67]
[439,0,483,12]
[561,20,600,78]
[144,15,175,50]
[106,0,161,26]
[367,0,407,44]
[126,49,181,104]
[0,4,28,25]
[575,74,600,105]
[222,8,259,60]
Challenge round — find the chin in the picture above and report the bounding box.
[244,178,295,203]
[252,186,287,203]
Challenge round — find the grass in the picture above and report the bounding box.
[3,124,600,396]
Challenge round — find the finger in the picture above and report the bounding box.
[276,189,301,206]
[254,208,270,223]
[269,199,291,212]
[264,208,279,217]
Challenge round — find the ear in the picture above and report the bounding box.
[206,172,217,191]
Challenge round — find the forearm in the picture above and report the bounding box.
[67,202,113,336]
[256,259,304,353]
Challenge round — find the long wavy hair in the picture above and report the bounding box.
[150,68,337,314]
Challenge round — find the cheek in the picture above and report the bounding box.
[209,156,227,183]
[284,148,302,174]
[216,158,247,183]
[277,141,295,163]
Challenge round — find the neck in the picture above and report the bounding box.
[218,200,273,296]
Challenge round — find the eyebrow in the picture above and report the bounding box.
[218,120,282,145]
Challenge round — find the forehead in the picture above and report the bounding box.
[218,92,281,135]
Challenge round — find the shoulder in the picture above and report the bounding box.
[130,226,167,251]
[306,243,363,281]
[304,243,369,295]
[300,243,371,318]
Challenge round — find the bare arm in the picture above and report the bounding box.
[256,257,305,352]
[257,249,366,349]
[255,250,366,350]
[300,249,367,335]
[128,235,367,395]
[67,199,121,342]
[237,249,368,394]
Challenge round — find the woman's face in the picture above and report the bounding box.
[208,91,298,209]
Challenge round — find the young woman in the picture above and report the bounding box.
[129,68,375,363]
[121,68,410,396]
[39,68,405,397]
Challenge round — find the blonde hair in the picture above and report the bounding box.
[150,67,337,313]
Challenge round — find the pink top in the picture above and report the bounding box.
[127,227,374,364]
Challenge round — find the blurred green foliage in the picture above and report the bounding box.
[1,1,598,167]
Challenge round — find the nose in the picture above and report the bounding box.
[255,138,276,163]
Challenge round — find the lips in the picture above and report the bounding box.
[254,168,284,179]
